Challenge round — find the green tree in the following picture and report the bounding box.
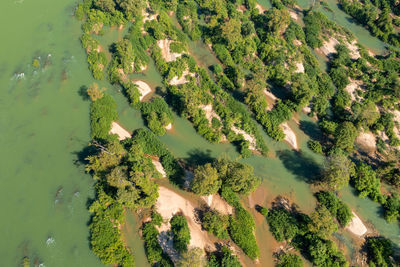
[334,121,358,152]
[201,210,229,239]
[308,205,338,239]
[322,153,355,190]
[177,247,206,267]
[365,237,394,267]
[170,215,191,253]
[353,164,383,202]
[276,253,303,267]
[220,19,242,50]
[191,163,221,195]
[87,83,105,101]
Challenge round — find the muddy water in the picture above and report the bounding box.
[3,0,399,266]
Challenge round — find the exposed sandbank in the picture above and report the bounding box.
[133,80,152,101]
[156,186,215,260]
[157,39,182,62]
[346,212,367,237]
[281,122,298,150]
[109,122,131,140]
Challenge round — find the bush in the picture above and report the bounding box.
[141,97,174,136]
[276,253,303,267]
[170,215,191,253]
[315,191,353,227]
[267,208,300,242]
[365,237,394,267]
[308,140,323,154]
[201,210,229,239]
[90,94,118,140]
[229,206,259,259]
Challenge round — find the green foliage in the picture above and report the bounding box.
[308,205,338,239]
[176,0,201,40]
[87,50,108,80]
[214,158,260,195]
[177,248,206,267]
[365,237,394,267]
[267,208,300,242]
[142,221,173,266]
[141,97,174,136]
[131,129,184,186]
[307,140,323,154]
[191,163,222,195]
[229,206,259,259]
[339,0,400,47]
[352,164,383,203]
[322,153,355,191]
[170,215,191,253]
[299,233,348,266]
[207,246,242,267]
[334,121,358,153]
[276,253,303,267]
[89,188,135,267]
[384,194,400,223]
[315,191,353,227]
[90,94,118,140]
[201,209,230,239]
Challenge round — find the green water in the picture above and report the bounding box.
[2,0,400,266]
[0,0,103,266]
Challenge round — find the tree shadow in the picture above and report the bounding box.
[72,144,97,167]
[78,85,90,101]
[299,120,323,141]
[184,148,214,168]
[277,149,322,184]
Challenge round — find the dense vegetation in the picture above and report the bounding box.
[76,0,400,266]
[265,199,348,266]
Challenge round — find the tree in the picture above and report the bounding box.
[116,0,145,19]
[201,210,229,239]
[220,18,242,50]
[87,83,105,101]
[267,208,299,242]
[208,246,241,267]
[353,164,383,202]
[170,215,191,253]
[308,205,338,239]
[276,253,303,267]
[217,160,260,195]
[191,163,221,195]
[177,247,206,267]
[322,153,355,190]
[334,121,358,152]
[94,0,116,13]
[365,237,394,267]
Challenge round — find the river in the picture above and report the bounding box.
[0,0,398,266]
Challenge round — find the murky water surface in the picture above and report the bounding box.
[1,0,398,266]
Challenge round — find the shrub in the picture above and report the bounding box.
[201,210,229,239]
[170,215,191,253]
[90,94,118,140]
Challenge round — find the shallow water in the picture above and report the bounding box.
[0,0,103,265]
